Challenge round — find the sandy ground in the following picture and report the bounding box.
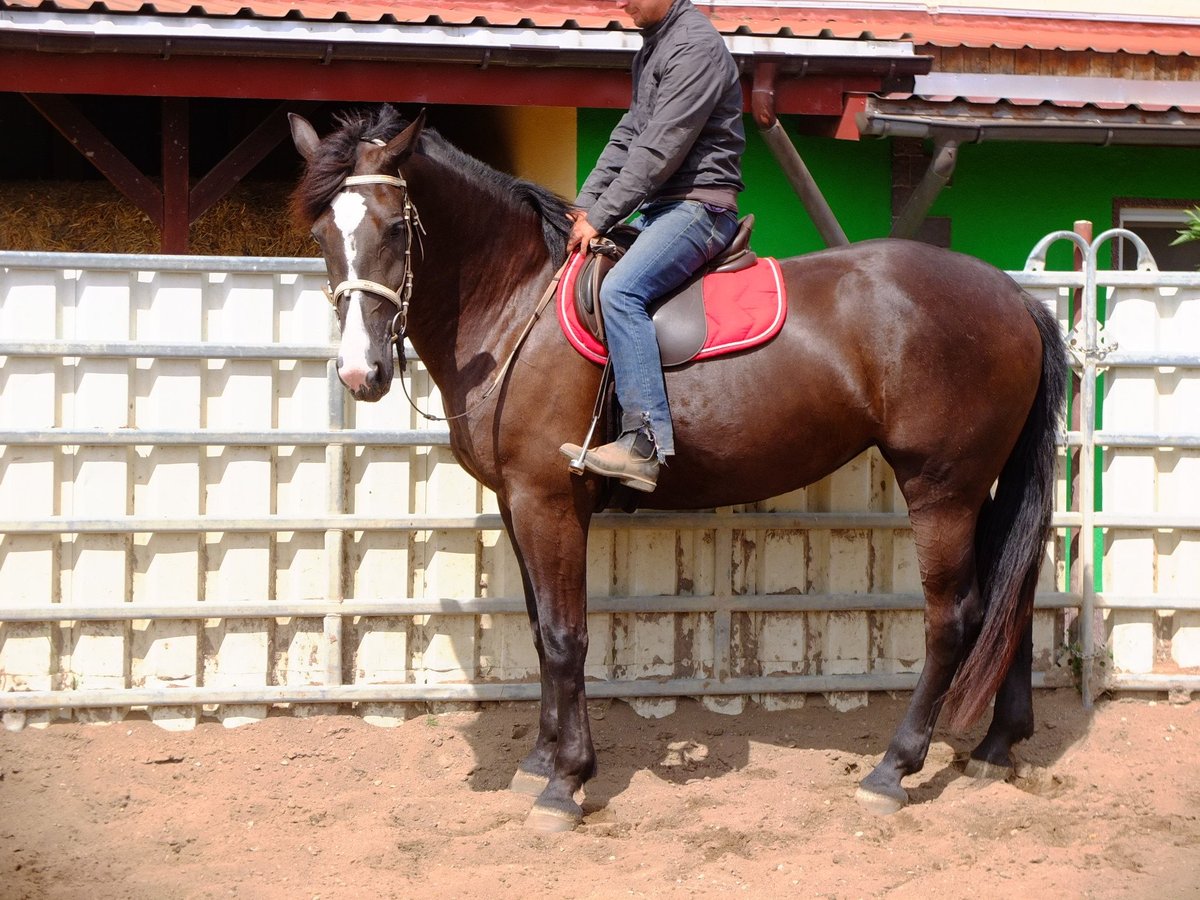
[1,689,1198,899]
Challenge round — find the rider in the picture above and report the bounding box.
[561,0,745,492]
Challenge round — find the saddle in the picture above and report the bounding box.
[574,215,758,368]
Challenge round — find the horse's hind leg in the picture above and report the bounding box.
[966,609,1034,779]
[857,499,986,814]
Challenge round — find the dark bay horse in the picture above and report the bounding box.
[290,106,1067,831]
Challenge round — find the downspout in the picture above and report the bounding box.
[751,61,849,248]
[889,138,958,239]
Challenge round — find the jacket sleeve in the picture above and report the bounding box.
[583,40,730,232]
[575,111,637,210]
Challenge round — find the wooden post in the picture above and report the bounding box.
[161,98,190,254]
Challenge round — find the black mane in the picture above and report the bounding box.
[292,105,571,263]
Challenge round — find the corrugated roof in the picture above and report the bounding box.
[902,72,1200,114]
[770,7,1200,55]
[858,95,1200,146]
[2,0,1197,56]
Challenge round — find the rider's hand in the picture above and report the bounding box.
[566,210,599,256]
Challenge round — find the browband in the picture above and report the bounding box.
[343,174,408,190]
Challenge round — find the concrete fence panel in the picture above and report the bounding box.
[1,240,1196,729]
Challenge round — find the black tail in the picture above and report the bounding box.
[944,294,1068,730]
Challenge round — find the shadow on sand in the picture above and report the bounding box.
[456,685,1095,816]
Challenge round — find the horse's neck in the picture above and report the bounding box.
[404,166,555,415]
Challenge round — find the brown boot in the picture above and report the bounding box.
[559,429,660,492]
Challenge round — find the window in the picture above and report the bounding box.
[1115,202,1200,271]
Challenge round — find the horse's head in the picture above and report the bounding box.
[290,109,426,402]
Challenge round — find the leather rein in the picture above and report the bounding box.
[325,158,566,423]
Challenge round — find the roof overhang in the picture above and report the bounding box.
[0,8,929,111]
[0,10,925,70]
[859,97,1200,147]
[854,69,1200,146]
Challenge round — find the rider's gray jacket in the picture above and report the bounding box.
[574,0,745,232]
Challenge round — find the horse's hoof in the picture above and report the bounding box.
[509,768,550,797]
[855,785,907,816]
[525,800,582,833]
[964,758,1014,782]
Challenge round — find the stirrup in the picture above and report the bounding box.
[566,361,613,474]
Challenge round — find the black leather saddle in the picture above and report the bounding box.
[573,214,756,367]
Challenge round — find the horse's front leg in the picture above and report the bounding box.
[499,504,559,797]
[505,493,595,832]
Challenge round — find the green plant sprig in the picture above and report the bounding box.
[1170,206,1200,246]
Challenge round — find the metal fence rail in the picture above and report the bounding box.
[2,240,1198,722]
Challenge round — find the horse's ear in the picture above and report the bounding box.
[289,113,321,162]
[380,109,426,171]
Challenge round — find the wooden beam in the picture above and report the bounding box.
[6,52,879,117]
[6,53,632,109]
[160,97,190,254]
[23,93,163,227]
[189,100,322,224]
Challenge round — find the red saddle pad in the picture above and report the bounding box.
[556,252,787,366]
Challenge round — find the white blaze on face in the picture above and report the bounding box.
[332,190,373,390]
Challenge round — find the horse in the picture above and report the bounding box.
[289,105,1067,831]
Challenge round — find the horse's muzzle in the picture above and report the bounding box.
[337,356,392,401]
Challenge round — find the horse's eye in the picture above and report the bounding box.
[387,220,407,240]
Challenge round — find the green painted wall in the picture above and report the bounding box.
[577,109,1200,272]
[577,111,891,259]
[740,118,893,257]
[929,141,1200,272]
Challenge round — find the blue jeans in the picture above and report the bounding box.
[599,200,739,459]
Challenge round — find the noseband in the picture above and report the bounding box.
[325,157,426,359]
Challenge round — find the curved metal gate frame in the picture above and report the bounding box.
[1020,227,1200,706]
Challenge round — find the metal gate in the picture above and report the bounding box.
[1018,228,1200,706]
[0,233,1196,730]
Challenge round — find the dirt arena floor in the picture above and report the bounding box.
[1,689,1197,899]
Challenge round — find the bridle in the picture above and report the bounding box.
[324,159,425,359]
[323,146,566,423]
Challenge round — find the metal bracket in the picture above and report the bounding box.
[890,139,958,239]
[1067,321,1118,369]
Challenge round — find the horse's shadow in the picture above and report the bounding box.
[458,687,1094,813]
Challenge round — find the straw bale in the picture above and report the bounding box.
[0,181,317,257]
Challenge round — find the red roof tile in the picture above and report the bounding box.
[2,1,1198,56]
[777,8,1200,55]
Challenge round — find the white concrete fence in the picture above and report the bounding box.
[0,231,1197,730]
